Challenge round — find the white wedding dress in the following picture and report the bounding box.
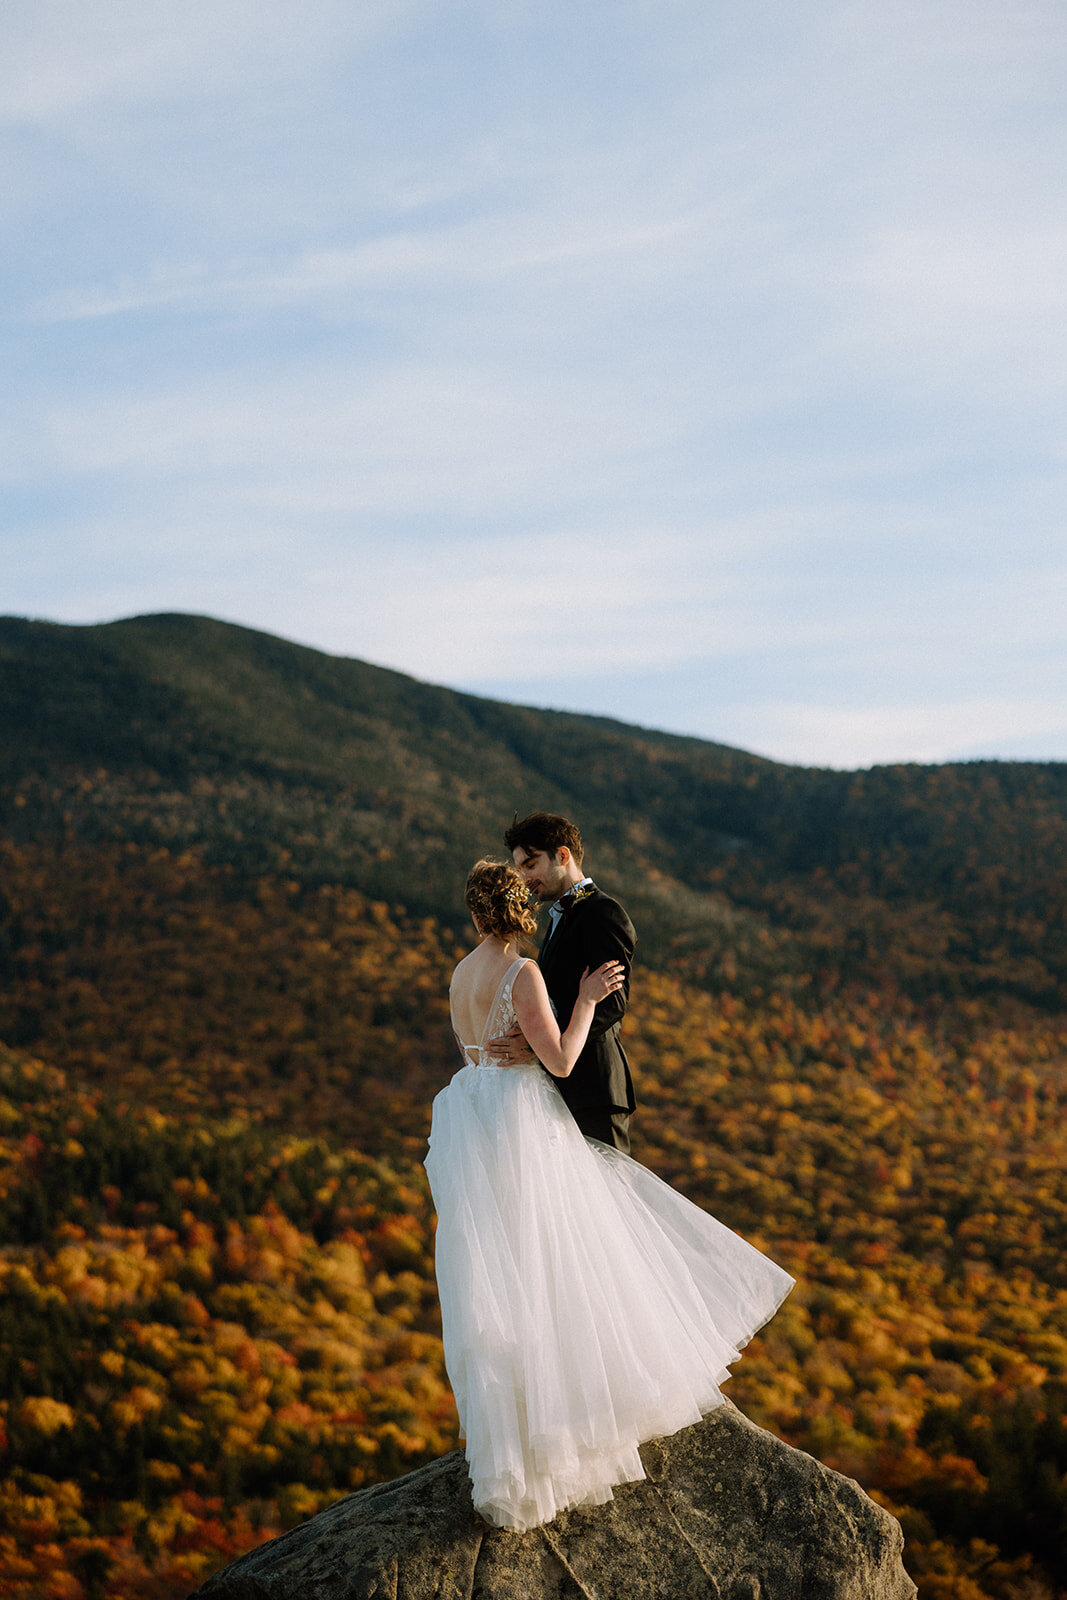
[424,957,794,1532]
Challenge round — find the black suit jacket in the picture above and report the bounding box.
[539,885,637,1115]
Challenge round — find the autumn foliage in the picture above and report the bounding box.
[0,842,1065,1599]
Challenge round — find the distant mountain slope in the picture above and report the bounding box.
[2,612,1065,998]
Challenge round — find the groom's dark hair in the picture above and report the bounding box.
[504,811,584,866]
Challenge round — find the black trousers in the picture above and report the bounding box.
[572,1107,631,1154]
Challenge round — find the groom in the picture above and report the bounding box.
[495,811,637,1152]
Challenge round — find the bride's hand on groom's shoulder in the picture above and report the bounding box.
[579,962,626,1006]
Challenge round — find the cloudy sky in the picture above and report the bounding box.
[3,0,1065,768]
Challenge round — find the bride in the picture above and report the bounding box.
[424,858,794,1533]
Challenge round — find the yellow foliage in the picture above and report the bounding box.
[0,843,1064,1598]
[16,1398,77,1437]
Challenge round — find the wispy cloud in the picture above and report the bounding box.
[3,0,1066,765]
[28,207,713,324]
[4,360,687,521]
[0,0,429,123]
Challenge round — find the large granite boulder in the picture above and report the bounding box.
[192,1402,916,1599]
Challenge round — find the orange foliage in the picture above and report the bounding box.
[0,843,1065,1598]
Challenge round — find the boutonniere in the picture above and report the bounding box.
[568,883,595,906]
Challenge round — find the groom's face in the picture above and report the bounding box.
[511,846,570,903]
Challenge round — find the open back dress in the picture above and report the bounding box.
[424,956,794,1531]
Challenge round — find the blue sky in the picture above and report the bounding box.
[3,0,1065,768]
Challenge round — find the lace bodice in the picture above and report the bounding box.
[452,957,528,1069]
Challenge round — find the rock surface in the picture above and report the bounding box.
[191,1402,916,1600]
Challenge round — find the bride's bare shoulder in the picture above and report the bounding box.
[512,958,545,993]
[451,948,479,983]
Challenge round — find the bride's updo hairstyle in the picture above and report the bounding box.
[466,858,538,940]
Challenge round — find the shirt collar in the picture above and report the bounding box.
[548,876,593,919]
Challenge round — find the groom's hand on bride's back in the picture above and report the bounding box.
[484,1026,537,1066]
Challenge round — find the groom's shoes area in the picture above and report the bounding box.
[190,1402,916,1600]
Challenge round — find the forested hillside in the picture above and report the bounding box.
[3,612,1066,999]
[1,614,1065,1599]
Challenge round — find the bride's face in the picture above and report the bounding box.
[512,847,571,903]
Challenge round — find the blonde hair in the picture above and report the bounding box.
[465,858,538,940]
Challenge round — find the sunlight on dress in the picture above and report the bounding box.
[425,957,794,1532]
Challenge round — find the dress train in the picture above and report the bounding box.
[424,958,794,1531]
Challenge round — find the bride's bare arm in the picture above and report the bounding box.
[510,960,624,1078]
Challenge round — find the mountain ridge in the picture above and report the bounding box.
[2,610,1066,999]
[2,612,1066,1598]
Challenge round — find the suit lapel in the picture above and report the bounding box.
[539,915,561,962]
[540,884,597,964]
[539,903,570,963]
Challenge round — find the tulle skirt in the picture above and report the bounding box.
[424,1060,794,1532]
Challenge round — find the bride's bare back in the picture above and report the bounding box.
[450,939,624,1077]
[449,943,529,1047]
